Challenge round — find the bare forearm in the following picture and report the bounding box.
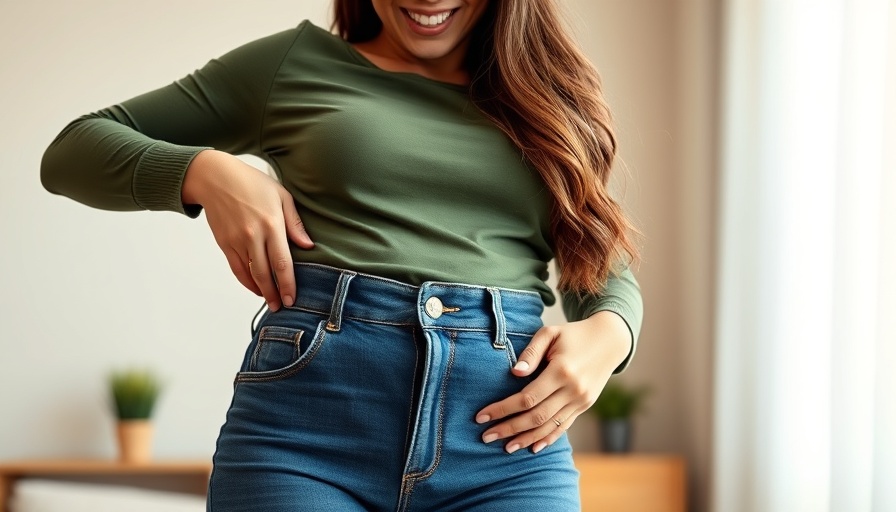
[580,310,633,371]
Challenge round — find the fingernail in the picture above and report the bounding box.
[283,295,294,307]
[532,441,547,454]
[506,443,520,454]
[513,360,529,371]
[267,301,278,311]
[482,433,499,443]
[475,414,490,424]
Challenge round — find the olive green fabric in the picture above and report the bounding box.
[42,21,642,373]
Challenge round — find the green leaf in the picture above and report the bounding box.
[109,369,162,420]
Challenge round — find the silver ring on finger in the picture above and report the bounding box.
[552,417,563,428]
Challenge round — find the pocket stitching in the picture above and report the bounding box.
[503,335,518,369]
[248,326,304,373]
[236,320,327,383]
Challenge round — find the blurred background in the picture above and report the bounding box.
[1,1,893,511]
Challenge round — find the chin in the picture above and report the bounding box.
[404,41,460,61]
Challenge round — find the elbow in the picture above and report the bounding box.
[40,111,115,196]
[40,143,63,195]
[40,117,84,195]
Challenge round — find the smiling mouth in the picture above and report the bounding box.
[401,8,459,28]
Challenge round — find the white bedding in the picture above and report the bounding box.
[10,479,207,512]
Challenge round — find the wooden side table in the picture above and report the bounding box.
[0,460,211,512]
[573,453,687,512]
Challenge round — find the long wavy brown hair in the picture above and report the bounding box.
[333,0,641,296]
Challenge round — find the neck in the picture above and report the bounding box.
[353,34,470,86]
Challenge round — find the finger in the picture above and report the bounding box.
[266,232,296,307]
[503,403,580,454]
[511,325,560,376]
[281,190,314,248]
[224,248,262,297]
[530,406,586,454]
[247,245,282,312]
[480,391,567,445]
[475,369,563,423]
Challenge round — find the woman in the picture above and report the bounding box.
[41,0,643,510]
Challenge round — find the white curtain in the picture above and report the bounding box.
[712,0,896,511]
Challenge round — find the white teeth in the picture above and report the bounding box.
[407,9,453,27]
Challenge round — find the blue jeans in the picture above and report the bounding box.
[207,262,580,511]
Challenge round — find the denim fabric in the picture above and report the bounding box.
[207,262,580,511]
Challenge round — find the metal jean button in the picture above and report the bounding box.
[424,296,443,319]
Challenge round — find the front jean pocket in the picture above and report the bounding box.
[235,310,329,383]
[248,326,306,373]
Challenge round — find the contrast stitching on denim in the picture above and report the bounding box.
[487,287,508,349]
[235,320,327,383]
[401,478,416,511]
[247,326,266,372]
[405,329,456,481]
[422,325,537,337]
[504,332,518,369]
[399,476,415,509]
[284,304,417,327]
[283,293,537,333]
[326,271,356,331]
[280,309,534,333]
[258,327,304,344]
[248,326,305,372]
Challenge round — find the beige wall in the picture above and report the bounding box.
[0,1,718,510]
[0,0,333,460]
[557,2,720,511]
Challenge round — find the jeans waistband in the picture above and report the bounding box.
[265,262,545,339]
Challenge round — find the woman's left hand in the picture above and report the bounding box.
[474,311,632,454]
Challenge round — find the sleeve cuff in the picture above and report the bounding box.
[132,141,211,218]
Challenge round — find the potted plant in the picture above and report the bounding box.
[588,380,650,453]
[109,369,162,463]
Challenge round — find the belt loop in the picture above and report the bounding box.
[326,271,356,332]
[487,287,508,349]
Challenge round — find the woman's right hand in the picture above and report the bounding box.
[181,149,314,311]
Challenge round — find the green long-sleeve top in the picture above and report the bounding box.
[41,20,643,373]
